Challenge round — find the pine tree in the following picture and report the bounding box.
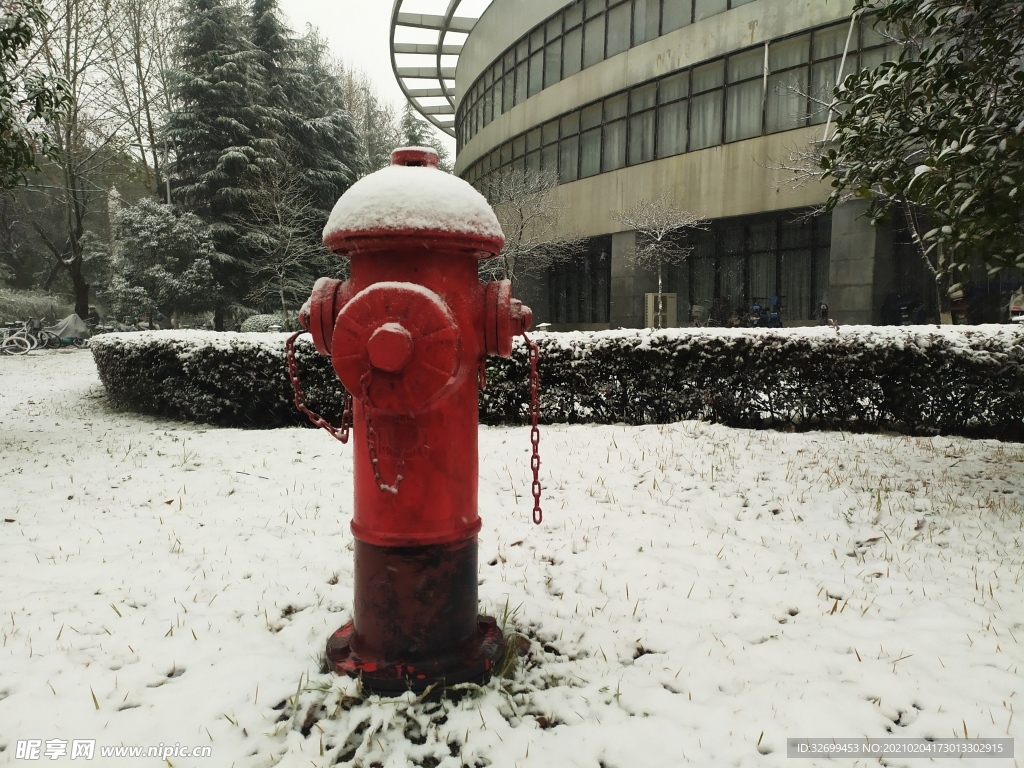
[249,0,289,147]
[164,0,263,254]
[164,0,268,324]
[399,101,453,172]
[284,30,362,217]
[243,5,360,307]
[249,8,361,226]
[245,2,360,225]
[399,101,430,147]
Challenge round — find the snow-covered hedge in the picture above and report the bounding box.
[90,331,342,428]
[91,326,1024,440]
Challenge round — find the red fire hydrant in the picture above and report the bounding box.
[289,147,539,695]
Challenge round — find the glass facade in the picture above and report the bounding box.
[457,0,773,150]
[668,209,832,324]
[456,0,894,151]
[548,236,612,324]
[463,18,896,188]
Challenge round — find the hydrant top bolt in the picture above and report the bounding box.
[391,147,440,168]
[367,322,414,373]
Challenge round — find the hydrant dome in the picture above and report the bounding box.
[323,147,505,257]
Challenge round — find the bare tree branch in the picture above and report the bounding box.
[481,167,585,284]
[610,195,708,327]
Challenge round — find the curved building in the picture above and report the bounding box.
[393,0,935,328]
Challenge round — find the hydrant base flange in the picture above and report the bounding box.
[326,616,506,695]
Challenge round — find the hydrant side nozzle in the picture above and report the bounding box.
[483,280,532,358]
[512,301,533,337]
[307,277,350,357]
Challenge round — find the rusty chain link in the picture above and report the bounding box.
[523,332,543,525]
[286,331,353,443]
[359,370,404,495]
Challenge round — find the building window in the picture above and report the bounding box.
[544,37,562,87]
[633,0,661,45]
[689,60,725,150]
[766,34,810,132]
[455,0,857,149]
[583,14,606,69]
[670,209,832,323]
[549,235,611,324]
[695,0,728,23]
[809,24,848,124]
[662,0,691,34]
[528,50,544,97]
[563,24,583,78]
[559,138,579,182]
[462,16,898,182]
[580,128,602,177]
[725,48,764,142]
[605,1,632,58]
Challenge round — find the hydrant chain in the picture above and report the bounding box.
[524,332,543,525]
[358,370,404,494]
[286,331,353,443]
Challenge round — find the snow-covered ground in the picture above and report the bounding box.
[0,348,1021,767]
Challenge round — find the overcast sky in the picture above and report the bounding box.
[276,0,458,154]
[277,1,403,104]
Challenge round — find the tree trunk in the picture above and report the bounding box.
[42,257,64,291]
[935,244,953,325]
[899,197,947,324]
[656,261,664,328]
[73,277,90,320]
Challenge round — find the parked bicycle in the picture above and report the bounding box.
[1,317,90,350]
[0,325,33,354]
[42,314,91,348]
[1,321,55,351]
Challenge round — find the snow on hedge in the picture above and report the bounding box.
[90,325,1024,440]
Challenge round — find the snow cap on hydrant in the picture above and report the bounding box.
[322,146,505,258]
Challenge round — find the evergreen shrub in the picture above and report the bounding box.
[91,326,1024,440]
[91,331,341,428]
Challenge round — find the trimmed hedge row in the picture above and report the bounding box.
[91,326,1024,440]
[90,332,344,428]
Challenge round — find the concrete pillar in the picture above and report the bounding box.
[609,230,657,328]
[827,201,893,325]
